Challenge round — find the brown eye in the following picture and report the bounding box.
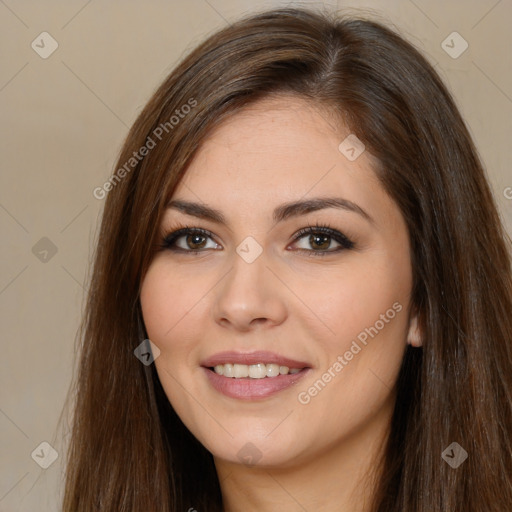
[161,228,220,252]
[186,233,208,250]
[308,233,332,251]
[292,225,354,256]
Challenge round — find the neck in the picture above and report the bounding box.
[214,395,393,512]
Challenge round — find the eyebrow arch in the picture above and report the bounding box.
[166,197,373,225]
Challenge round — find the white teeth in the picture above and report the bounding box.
[249,363,267,379]
[233,364,249,378]
[223,364,234,378]
[212,363,304,378]
[266,364,280,377]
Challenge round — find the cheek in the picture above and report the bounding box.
[293,249,411,350]
[139,272,168,339]
[140,262,195,394]
[140,259,198,342]
[140,259,212,383]
[294,302,408,452]
[294,249,412,411]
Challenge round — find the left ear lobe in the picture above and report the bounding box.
[407,312,423,347]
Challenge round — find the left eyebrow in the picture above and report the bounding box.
[166,196,374,226]
[272,197,373,224]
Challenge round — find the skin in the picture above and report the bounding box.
[140,94,422,512]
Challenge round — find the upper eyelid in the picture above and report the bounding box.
[165,225,339,240]
[164,225,352,250]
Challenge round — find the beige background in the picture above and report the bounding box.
[1,0,511,510]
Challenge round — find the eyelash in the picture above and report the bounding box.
[159,222,355,257]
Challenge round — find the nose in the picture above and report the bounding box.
[212,248,287,332]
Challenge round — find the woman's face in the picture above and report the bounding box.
[140,95,417,469]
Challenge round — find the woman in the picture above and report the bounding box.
[61,6,512,511]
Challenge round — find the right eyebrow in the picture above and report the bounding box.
[166,200,226,224]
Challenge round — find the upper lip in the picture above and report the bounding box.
[201,350,311,369]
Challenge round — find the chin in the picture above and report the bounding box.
[200,425,312,469]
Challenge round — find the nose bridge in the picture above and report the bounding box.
[212,241,286,329]
[222,243,269,304]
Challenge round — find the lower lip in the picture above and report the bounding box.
[202,367,311,400]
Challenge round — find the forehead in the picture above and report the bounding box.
[174,95,380,201]
[198,95,343,158]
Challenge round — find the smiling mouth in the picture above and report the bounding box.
[209,363,305,378]
[202,364,311,400]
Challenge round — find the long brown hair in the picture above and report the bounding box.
[61,7,512,511]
